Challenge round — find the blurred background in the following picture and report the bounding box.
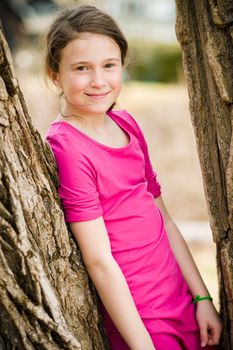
[0,0,220,306]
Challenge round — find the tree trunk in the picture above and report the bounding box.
[0,26,110,350]
[175,1,233,349]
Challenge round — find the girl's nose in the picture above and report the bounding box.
[90,69,106,88]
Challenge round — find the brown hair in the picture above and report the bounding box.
[45,5,128,77]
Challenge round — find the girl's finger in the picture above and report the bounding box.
[207,324,222,345]
[199,324,208,347]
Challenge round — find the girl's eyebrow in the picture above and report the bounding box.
[70,58,121,67]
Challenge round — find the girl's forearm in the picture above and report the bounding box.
[165,219,210,297]
[155,196,210,298]
[87,258,155,350]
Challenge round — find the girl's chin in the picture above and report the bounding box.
[71,105,114,116]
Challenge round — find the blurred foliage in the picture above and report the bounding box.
[127,40,183,83]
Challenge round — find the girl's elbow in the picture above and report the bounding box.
[84,253,115,273]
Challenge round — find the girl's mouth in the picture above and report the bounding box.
[86,92,110,99]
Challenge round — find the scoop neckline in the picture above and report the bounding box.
[52,111,132,152]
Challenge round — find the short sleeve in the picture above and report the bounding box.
[140,131,161,198]
[46,131,103,222]
[123,111,161,198]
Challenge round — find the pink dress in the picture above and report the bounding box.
[46,110,218,350]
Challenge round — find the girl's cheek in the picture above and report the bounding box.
[71,76,89,88]
[108,72,122,83]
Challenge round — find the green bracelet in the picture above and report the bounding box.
[193,294,213,304]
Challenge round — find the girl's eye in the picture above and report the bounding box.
[76,66,88,71]
[105,63,116,69]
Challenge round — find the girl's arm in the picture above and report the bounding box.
[70,217,155,350]
[155,195,222,347]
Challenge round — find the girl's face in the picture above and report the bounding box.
[54,32,123,118]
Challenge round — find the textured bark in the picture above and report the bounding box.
[175,1,233,349]
[0,26,110,350]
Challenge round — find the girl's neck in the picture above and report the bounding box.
[58,109,109,132]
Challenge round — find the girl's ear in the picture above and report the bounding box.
[48,68,60,87]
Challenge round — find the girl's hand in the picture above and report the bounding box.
[196,300,222,347]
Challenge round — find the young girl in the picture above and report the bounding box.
[45,5,222,350]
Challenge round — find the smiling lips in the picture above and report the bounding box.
[86,91,110,99]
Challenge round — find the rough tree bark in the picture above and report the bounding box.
[175,1,233,349]
[0,26,110,350]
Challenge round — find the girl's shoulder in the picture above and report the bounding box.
[46,118,89,143]
[108,109,141,138]
[46,120,71,146]
[45,119,88,156]
[109,109,137,124]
